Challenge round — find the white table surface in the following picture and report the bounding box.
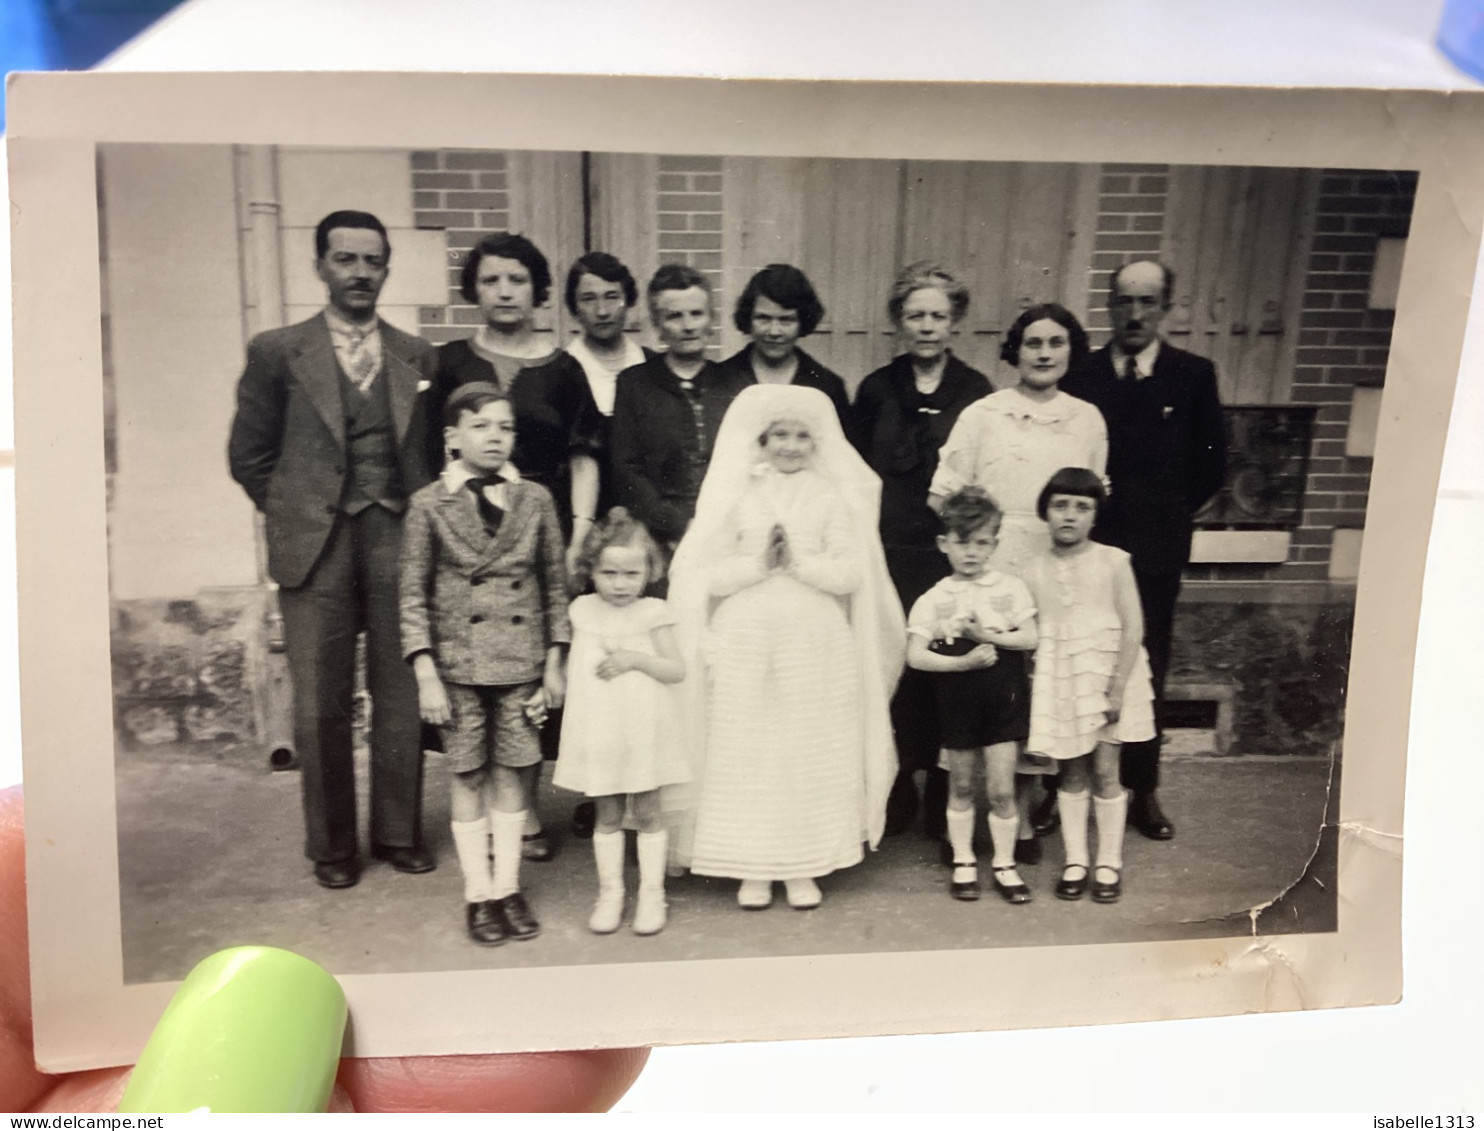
[2,0,1482,1113]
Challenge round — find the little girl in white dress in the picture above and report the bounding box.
[1021,467,1156,905]
[554,508,688,935]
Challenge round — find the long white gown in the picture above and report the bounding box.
[689,468,868,881]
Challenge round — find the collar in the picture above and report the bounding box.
[323,306,381,341]
[1111,338,1161,379]
[442,460,521,493]
[566,335,646,372]
[940,571,1008,591]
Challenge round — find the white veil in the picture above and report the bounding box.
[665,383,906,861]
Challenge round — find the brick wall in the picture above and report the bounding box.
[1085,164,1171,341]
[1281,169,1416,582]
[409,149,512,346]
[656,155,725,356]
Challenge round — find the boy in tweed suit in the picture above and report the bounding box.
[401,382,571,945]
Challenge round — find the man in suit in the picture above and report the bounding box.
[229,210,438,889]
[1060,259,1227,841]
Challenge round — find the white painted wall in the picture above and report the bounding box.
[102,144,260,599]
[102,145,450,601]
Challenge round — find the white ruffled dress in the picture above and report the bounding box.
[1021,542,1156,759]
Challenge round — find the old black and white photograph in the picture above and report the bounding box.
[97,141,1385,981]
[13,73,1483,1069]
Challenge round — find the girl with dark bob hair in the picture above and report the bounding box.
[458,232,554,308]
[1020,465,1155,906]
[718,263,850,423]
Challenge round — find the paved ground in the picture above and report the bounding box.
[116,744,1336,984]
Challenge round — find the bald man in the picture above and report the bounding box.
[1059,259,1227,842]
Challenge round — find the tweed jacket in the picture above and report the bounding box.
[1060,340,1228,576]
[399,473,572,687]
[227,312,437,589]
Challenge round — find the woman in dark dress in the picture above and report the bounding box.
[427,232,602,570]
[717,263,850,426]
[427,232,603,860]
[849,261,992,840]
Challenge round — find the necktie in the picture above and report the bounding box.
[345,327,378,393]
[466,478,504,537]
[1121,355,1138,382]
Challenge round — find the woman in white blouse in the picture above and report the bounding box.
[929,303,1107,577]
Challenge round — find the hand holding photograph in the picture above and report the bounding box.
[7,72,1483,1070]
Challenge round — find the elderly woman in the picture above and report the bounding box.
[668,384,904,910]
[928,302,1108,860]
[718,263,850,425]
[427,232,603,860]
[849,262,992,839]
[930,303,1107,574]
[428,233,602,566]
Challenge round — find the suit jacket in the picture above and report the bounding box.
[399,476,572,686]
[1059,341,1227,576]
[227,313,437,588]
[715,344,851,425]
[610,355,754,543]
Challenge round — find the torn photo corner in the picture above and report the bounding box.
[7,72,1481,1071]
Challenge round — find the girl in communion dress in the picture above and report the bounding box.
[667,384,905,911]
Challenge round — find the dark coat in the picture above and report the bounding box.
[227,313,436,589]
[1059,341,1228,576]
[610,354,754,543]
[716,344,851,426]
[399,476,571,686]
[848,351,992,550]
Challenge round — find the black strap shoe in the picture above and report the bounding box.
[495,892,542,941]
[1054,864,1088,901]
[467,900,507,945]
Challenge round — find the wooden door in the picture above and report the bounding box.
[1162,166,1317,403]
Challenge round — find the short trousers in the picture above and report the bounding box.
[929,647,1031,751]
[439,681,543,774]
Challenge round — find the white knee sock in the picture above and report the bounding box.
[946,806,976,865]
[1059,789,1091,869]
[490,809,527,899]
[987,812,1019,869]
[637,830,668,893]
[451,817,493,903]
[1094,791,1129,870]
[592,830,626,895]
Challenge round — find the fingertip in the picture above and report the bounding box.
[338,1046,650,1114]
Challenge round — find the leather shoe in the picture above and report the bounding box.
[571,801,597,840]
[1091,866,1123,904]
[494,892,542,941]
[1055,864,1088,901]
[1014,836,1043,866]
[1030,792,1060,837]
[371,843,436,874]
[467,900,507,945]
[991,866,1032,904]
[949,865,980,902]
[313,858,361,889]
[1129,793,1175,840]
[521,832,554,862]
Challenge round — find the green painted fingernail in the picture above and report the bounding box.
[119,946,346,1113]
